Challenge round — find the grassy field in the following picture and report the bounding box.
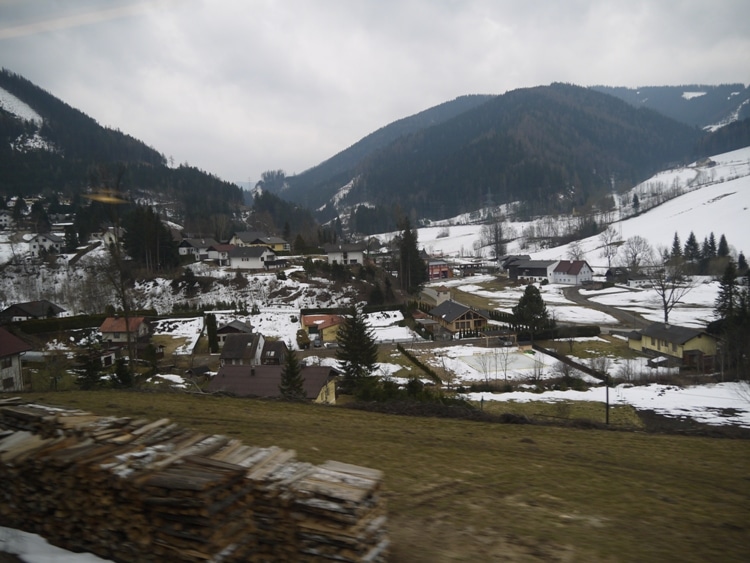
[12,390,750,562]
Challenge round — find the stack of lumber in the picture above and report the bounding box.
[0,401,388,562]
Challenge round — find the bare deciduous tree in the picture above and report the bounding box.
[598,226,620,269]
[567,240,585,261]
[647,250,696,324]
[621,235,653,273]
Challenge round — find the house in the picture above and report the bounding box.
[29,233,64,256]
[229,231,290,253]
[261,340,289,365]
[499,255,531,273]
[428,260,450,280]
[207,364,338,404]
[99,317,150,344]
[206,244,234,266]
[301,314,345,343]
[219,333,264,367]
[551,260,594,285]
[0,210,13,229]
[428,300,488,334]
[228,246,278,270]
[216,320,253,347]
[628,322,717,370]
[506,260,557,283]
[605,267,630,285]
[0,300,66,323]
[0,327,32,391]
[324,243,365,266]
[179,237,219,261]
[420,286,451,307]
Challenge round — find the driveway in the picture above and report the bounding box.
[562,286,651,332]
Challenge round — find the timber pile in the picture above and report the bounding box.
[0,401,388,562]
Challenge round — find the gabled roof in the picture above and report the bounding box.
[220,333,258,360]
[262,340,289,361]
[31,232,64,243]
[207,364,338,399]
[99,317,146,334]
[207,244,235,252]
[180,237,219,249]
[229,246,275,258]
[639,322,711,345]
[217,320,254,335]
[323,243,365,253]
[428,300,486,324]
[301,314,345,331]
[0,300,65,319]
[553,260,590,275]
[232,231,287,245]
[0,327,32,358]
[512,260,557,270]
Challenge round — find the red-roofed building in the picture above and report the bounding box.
[99,316,149,344]
[301,314,345,344]
[551,260,594,285]
[0,327,32,391]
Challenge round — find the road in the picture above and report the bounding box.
[562,286,651,332]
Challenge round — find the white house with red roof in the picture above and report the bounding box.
[99,316,149,344]
[551,260,594,285]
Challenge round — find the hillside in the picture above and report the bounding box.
[0,69,243,222]
[591,83,750,129]
[283,83,705,230]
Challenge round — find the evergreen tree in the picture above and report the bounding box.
[279,348,306,401]
[670,232,682,258]
[632,193,640,214]
[738,251,748,273]
[397,217,427,295]
[715,261,739,320]
[512,285,550,340]
[717,234,730,258]
[708,232,717,258]
[206,313,219,353]
[335,307,379,392]
[75,348,103,390]
[112,357,134,388]
[683,231,700,262]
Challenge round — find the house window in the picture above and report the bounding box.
[2,377,13,389]
[650,337,655,346]
[113,332,120,339]
[672,343,677,353]
[1,356,12,369]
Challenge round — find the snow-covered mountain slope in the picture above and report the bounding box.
[0,85,42,124]
[390,145,750,268]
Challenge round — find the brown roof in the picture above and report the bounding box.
[301,314,345,331]
[207,364,338,400]
[0,327,32,358]
[99,317,146,334]
[553,260,590,275]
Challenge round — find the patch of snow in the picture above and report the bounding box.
[681,91,706,100]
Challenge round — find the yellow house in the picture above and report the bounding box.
[628,322,717,370]
[301,314,345,343]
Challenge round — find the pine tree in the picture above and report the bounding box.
[708,232,717,258]
[671,232,682,258]
[738,251,748,273]
[279,349,306,401]
[632,193,640,214]
[512,285,550,340]
[397,217,427,295]
[683,231,700,262]
[714,261,739,320]
[335,307,379,392]
[206,313,219,353]
[717,234,730,258]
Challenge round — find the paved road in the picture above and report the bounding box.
[562,286,651,332]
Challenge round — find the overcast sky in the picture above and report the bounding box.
[1,0,748,186]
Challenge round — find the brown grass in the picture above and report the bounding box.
[14,390,750,563]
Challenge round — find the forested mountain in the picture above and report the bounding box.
[591,84,750,129]
[286,83,705,231]
[0,69,243,223]
[281,95,495,205]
